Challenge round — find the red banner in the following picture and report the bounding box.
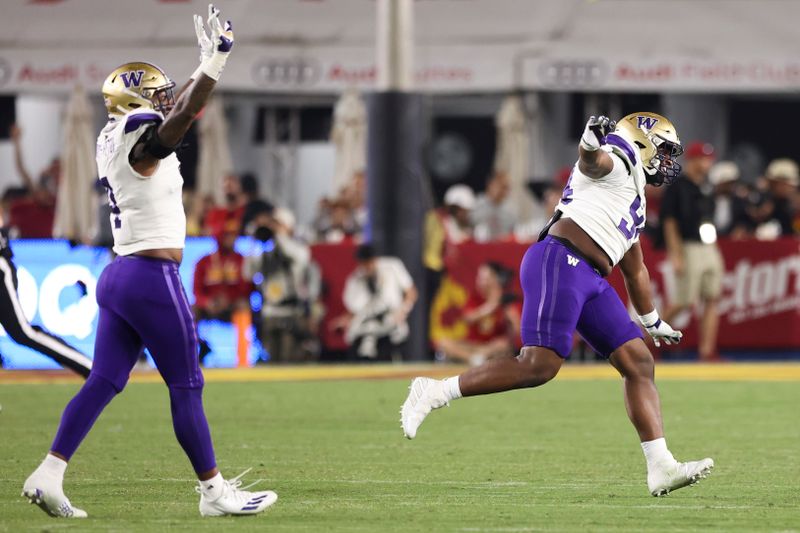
[609,237,800,350]
[312,237,800,353]
[311,242,358,351]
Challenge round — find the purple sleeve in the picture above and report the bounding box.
[124,112,162,133]
[604,133,637,167]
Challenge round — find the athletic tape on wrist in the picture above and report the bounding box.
[191,62,207,80]
[200,53,228,81]
[638,309,660,328]
[580,137,599,151]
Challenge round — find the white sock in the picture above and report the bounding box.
[200,473,224,500]
[641,438,676,470]
[39,454,67,481]
[443,376,462,401]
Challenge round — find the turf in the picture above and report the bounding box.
[0,375,798,532]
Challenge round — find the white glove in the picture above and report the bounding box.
[193,4,234,81]
[638,310,683,348]
[580,115,616,151]
[194,12,214,64]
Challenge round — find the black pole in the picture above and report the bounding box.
[366,91,428,360]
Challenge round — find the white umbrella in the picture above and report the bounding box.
[197,96,233,205]
[331,88,367,192]
[53,85,96,242]
[493,94,536,220]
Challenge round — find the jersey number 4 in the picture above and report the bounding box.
[99,177,122,229]
[617,195,644,240]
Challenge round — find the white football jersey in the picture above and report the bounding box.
[556,131,646,266]
[96,108,186,256]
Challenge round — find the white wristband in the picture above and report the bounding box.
[580,136,599,151]
[200,53,229,81]
[637,309,660,328]
[190,62,207,81]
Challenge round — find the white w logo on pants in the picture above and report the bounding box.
[566,255,580,267]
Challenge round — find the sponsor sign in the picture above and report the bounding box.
[4,46,800,93]
[429,238,800,353]
[0,238,266,370]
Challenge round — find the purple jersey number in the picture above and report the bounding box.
[617,195,644,240]
[99,177,122,229]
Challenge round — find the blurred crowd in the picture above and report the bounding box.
[4,117,800,364]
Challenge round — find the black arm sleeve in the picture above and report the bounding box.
[128,125,182,166]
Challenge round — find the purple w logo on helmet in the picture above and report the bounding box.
[637,116,659,130]
[120,70,145,88]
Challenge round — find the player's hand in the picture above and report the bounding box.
[580,115,615,151]
[193,12,214,63]
[195,5,234,57]
[644,319,683,348]
[207,4,234,55]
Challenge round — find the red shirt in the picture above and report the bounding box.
[192,249,252,310]
[465,293,509,343]
[204,206,245,235]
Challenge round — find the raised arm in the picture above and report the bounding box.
[578,115,616,179]
[130,4,233,176]
[10,125,36,191]
[619,242,682,348]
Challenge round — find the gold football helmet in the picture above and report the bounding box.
[102,62,176,116]
[615,112,683,185]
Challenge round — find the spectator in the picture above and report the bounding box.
[6,124,59,238]
[193,217,252,323]
[9,124,58,205]
[515,182,562,240]
[472,174,516,242]
[660,141,723,361]
[185,191,215,237]
[708,161,751,238]
[203,174,245,235]
[341,171,368,234]
[314,197,359,243]
[333,244,417,361]
[422,184,475,351]
[240,173,274,236]
[751,158,799,239]
[434,262,520,366]
[247,207,320,362]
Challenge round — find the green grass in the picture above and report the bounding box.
[0,376,798,532]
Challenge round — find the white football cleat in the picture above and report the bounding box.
[401,377,450,439]
[22,471,87,518]
[648,458,714,496]
[198,468,278,517]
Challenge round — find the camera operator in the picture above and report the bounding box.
[247,207,320,362]
[333,244,418,361]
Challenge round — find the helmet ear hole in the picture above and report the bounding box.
[634,141,646,149]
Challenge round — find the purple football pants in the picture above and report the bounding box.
[51,256,216,474]
[520,236,643,358]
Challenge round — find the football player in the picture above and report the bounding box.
[402,113,715,497]
[22,4,277,518]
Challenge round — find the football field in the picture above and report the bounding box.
[0,364,798,532]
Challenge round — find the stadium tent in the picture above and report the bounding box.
[3,0,800,94]
[53,85,95,242]
[330,88,367,193]
[493,94,534,220]
[197,97,232,205]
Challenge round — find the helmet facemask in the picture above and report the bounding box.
[644,134,683,186]
[141,82,176,115]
